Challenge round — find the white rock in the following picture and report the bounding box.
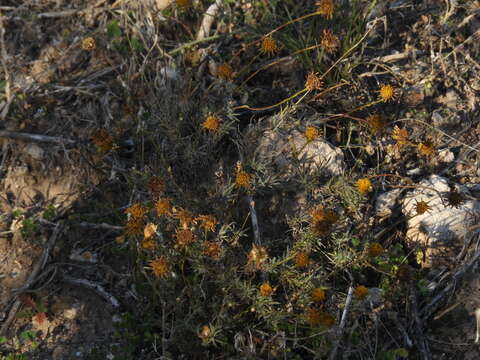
[438,148,454,163]
[256,129,345,176]
[375,189,402,217]
[25,144,44,160]
[401,175,480,267]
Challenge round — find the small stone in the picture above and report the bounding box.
[25,144,45,160]
[375,189,402,217]
[438,148,454,163]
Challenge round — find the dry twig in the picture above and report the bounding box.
[63,275,120,308]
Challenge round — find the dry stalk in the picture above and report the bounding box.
[328,284,354,360]
[0,12,12,120]
[0,130,77,145]
[63,275,120,308]
[196,0,223,41]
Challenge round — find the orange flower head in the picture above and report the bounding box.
[125,217,144,237]
[260,35,279,56]
[202,115,221,132]
[320,29,339,54]
[148,176,164,197]
[175,208,194,228]
[356,178,373,194]
[149,256,170,278]
[305,71,323,91]
[312,287,326,302]
[125,203,147,219]
[418,141,435,156]
[176,228,195,247]
[217,63,234,80]
[235,171,252,189]
[354,285,368,300]
[366,114,385,134]
[392,126,409,146]
[379,84,396,102]
[316,0,335,19]
[195,215,218,232]
[415,200,431,215]
[156,198,172,217]
[311,205,325,223]
[144,223,157,240]
[260,283,274,297]
[295,252,310,268]
[204,241,223,259]
[305,126,320,142]
[368,242,384,257]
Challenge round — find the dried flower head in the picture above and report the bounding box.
[356,178,373,194]
[318,312,335,328]
[305,71,323,91]
[392,126,409,146]
[91,128,114,153]
[247,244,268,270]
[379,84,396,102]
[316,0,335,19]
[236,170,252,189]
[82,37,96,51]
[305,308,335,327]
[446,189,464,208]
[175,208,194,228]
[311,206,326,223]
[195,215,218,233]
[156,198,172,217]
[144,223,157,240]
[198,325,211,344]
[176,228,195,247]
[312,288,326,302]
[368,242,384,257]
[217,63,234,80]
[126,203,147,219]
[149,256,170,278]
[148,176,164,197]
[417,141,435,157]
[295,252,310,268]
[260,35,278,56]
[204,241,223,259]
[354,285,368,300]
[366,114,385,134]
[415,200,431,215]
[320,29,339,54]
[305,126,320,142]
[396,263,413,282]
[324,210,338,224]
[260,283,274,297]
[177,0,189,7]
[202,115,221,132]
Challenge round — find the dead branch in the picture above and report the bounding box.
[63,275,120,308]
[0,12,12,120]
[0,130,77,146]
[79,221,124,232]
[328,284,354,360]
[196,0,223,41]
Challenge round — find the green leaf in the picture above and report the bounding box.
[0,336,7,344]
[107,20,122,38]
[394,348,409,358]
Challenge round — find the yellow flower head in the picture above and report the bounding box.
[204,241,223,259]
[144,223,157,240]
[82,37,96,51]
[125,203,147,219]
[366,114,385,134]
[260,283,274,297]
[415,200,431,215]
[354,285,368,300]
[392,126,409,146]
[367,242,384,257]
[149,256,170,278]
[418,141,435,156]
[311,287,326,302]
[156,198,172,217]
[235,170,252,189]
[305,71,323,91]
[176,228,195,247]
[295,252,310,268]
[202,115,221,132]
[316,0,335,19]
[379,84,396,102]
[125,217,144,236]
[217,63,234,80]
[305,126,320,142]
[356,178,373,194]
[260,35,278,56]
[195,215,218,232]
[320,29,339,54]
